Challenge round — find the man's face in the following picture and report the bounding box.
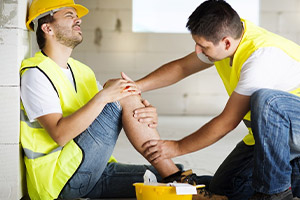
[192,35,228,62]
[51,8,83,49]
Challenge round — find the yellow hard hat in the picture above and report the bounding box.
[26,0,89,31]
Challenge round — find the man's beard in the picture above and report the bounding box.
[54,24,83,49]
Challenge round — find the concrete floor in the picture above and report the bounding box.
[102,115,248,200]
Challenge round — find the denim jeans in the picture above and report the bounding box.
[58,102,178,199]
[251,89,300,195]
[208,89,300,199]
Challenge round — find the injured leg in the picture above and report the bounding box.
[119,95,179,178]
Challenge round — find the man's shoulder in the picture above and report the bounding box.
[21,52,46,69]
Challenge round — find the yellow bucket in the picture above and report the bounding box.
[133,183,192,200]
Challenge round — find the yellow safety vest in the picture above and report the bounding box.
[214,19,300,145]
[20,52,116,200]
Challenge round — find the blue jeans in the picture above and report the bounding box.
[208,89,300,199]
[251,89,300,195]
[58,102,181,199]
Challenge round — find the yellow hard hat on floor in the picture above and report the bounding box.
[26,0,89,31]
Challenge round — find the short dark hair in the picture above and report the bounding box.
[186,0,243,44]
[30,15,55,49]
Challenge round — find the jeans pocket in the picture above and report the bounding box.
[69,171,92,195]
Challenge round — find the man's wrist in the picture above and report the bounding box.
[174,140,183,157]
[135,80,144,93]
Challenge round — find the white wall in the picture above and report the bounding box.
[73,0,300,116]
[74,0,228,116]
[260,0,300,42]
[0,0,31,199]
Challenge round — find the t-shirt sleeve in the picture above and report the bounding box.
[20,68,62,122]
[197,53,214,64]
[235,48,284,96]
[96,80,103,91]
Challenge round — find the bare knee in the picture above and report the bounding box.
[119,94,144,113]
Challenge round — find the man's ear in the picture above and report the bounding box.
[222,37,231,51]
[41,23,54,35]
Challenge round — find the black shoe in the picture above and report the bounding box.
[249,189,293,200]
[192,187,228,200]
[163,169,212,186]
[162,169,199,185]
[163,169,228,200]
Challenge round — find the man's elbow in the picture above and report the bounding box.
[223,118,241,135]
[50,131,68,147]
[215,115,240,136]
[56,140,67,147]
[227,122,238,133]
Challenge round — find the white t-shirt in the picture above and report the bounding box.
[198,46,300,96]
[20,67,102,122]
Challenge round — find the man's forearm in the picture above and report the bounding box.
[38,93,107,146]
[136,52,212,92]
[136,61,186,92]
[177,92,250,156]
[177,115,236,156]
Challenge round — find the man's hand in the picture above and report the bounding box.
[99,77,140,104]
[142,140,180,163]
[134,99,158,128]
[121,72,158,128]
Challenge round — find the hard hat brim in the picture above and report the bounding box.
[26,3,89,31]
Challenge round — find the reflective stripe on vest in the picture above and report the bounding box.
[20,109,42,129]
[214,19,300,145]
[20,107,63,160]
[24,146,62,159]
